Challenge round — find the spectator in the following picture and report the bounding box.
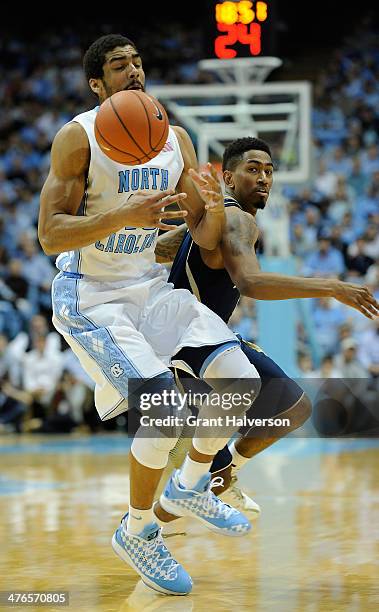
[327,176,354,225]
[297,352,317,377]
[302,208,321,246]
[325,145,352,178]
[361,224,379,260]
[335,337,368,378]
[339,211,358,247]
[312,354,343,378]
[6,314,61,387]
[314,158,338,198]
[354,184,379,226]
[346,237,375,276]
[20,234,55,288]
[361,143,379,175]
[312,297,348,356]
[0,377,30,433]
[21,334,64,425]
[347,156,369,196]
[291,224,315,258]
[302,238,345,277]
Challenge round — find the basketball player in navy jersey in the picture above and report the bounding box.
[153,136,379,525]
[38,35,271,596]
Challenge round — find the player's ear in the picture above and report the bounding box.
[89,78,102,95]
[223,170,234,189]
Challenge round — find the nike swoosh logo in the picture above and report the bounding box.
[151,100,163,120]
[145,94,164,120]
[131,514,142,520]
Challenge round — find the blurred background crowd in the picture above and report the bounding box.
[1,11,379,434]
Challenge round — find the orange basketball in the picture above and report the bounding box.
[94,90,169,165]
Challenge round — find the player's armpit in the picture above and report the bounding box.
[155,223,188,263]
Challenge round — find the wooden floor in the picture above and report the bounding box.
[0,434,379,611]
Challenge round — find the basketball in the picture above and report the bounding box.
[94,90,169,165]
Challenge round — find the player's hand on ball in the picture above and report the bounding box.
[189,163,225,215]
[121,190,188,230]
[333,280,379,319]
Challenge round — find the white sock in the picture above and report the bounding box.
[126,505,155,535]
[228,440,249,470]
[178,453,212,490]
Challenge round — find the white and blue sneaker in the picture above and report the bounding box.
[112,514,192,595]
[159,470,251,537]
[219,472,261,519]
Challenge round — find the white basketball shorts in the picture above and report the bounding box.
[52,271,237,420]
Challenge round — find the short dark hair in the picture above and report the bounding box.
[83,34,137,81]
[222,137,272,172]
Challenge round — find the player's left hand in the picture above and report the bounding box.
[188,163,224,215]
[333,281,379,319]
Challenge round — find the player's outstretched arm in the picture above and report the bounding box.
[173,127,225,250]
[155,223,188,263]
[38,123,188,255]
[221,209,379,319]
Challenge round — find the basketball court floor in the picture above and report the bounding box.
[1,434,378,611]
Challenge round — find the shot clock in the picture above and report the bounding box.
[209,0,276,59]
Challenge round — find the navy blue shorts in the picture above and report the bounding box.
[238,337,303,420]
[175,336,304,473]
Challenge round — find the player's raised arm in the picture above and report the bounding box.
[38,123,188,255]
[221,208,379,319]
[173,126,225,250]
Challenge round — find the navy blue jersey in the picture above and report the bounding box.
[168,197,241,323]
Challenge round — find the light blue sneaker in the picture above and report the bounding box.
[159,470,251,536]
[112,513,192,595]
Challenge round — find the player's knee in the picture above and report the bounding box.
[131,426,183,470]
[295,393,312,424]
[192,436,231,457]
[239,365,262,408]
[211,370,261,417]
[151,432,181,454]
[285,393,312,430]
[203,346,261,413]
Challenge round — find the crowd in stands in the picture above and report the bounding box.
[1,16,379,433]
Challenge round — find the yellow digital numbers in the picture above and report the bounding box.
[239,1,255,24]
[216,1,239,25]
[256,1,267,21]
[215,1,267,25]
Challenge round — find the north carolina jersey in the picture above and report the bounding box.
[168,197,241,323]
[56,108,184,282]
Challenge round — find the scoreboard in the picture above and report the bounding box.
[210,1,276,58]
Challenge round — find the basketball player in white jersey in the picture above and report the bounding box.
[38,34,262,595]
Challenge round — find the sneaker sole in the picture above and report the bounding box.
[111,533,191,596]
[159,496,251,537]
